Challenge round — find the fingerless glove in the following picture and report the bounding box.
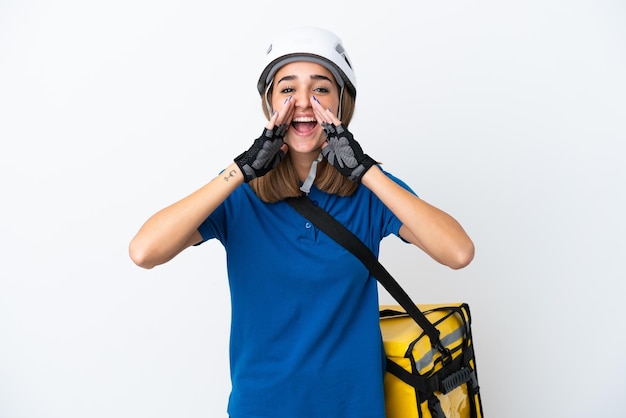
[234,124,288,182]
[321,123,376,182]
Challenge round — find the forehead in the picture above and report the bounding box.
[274,61,337,84]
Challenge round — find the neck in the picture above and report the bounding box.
[291,152,323,194]
[291,152,322,182]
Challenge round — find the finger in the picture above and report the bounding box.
[311,96,341,126]
[265,109,279,129]
[325,107,342,126]
[275,96,294,126]
[311,97,331,125]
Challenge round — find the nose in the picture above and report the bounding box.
[292,89,312,109]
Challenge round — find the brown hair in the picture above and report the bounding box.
[250,87,358,203]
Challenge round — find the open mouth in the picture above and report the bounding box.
[291,117,318,134]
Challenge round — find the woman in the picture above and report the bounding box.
[129,27,474,418]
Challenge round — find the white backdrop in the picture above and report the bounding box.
[1,1,624,417]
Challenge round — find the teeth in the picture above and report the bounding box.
[292,117,316,122]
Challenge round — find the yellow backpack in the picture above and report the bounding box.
[380,303,483,418]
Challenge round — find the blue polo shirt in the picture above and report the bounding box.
[198,170,415,418]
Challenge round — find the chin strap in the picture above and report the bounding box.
[300,153,323,194]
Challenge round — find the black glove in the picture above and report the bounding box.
[234,124,288,183]
[321,123,376,182]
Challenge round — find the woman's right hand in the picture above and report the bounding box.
[234,96,293,182]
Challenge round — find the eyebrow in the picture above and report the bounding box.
[276,74,333,84]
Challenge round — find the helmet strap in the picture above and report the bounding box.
[264,80,274,116]
[338,86,344,121]
[300,152,323,194]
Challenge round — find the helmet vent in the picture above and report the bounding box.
[335,43,352,70]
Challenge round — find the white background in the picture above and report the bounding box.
[1,1,625,417]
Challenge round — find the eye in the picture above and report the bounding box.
[280,86,295,94]
[314,86,330,93]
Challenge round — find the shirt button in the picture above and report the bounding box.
[312,200,319,206]
[305,222,312,229]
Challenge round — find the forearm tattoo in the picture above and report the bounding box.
[223,169,237,181]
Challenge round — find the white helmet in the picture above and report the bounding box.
[257,27,357,99]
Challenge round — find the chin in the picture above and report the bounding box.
[287,142,324,155]
[285,133,325,153]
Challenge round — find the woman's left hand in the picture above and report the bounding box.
[311,97,376,182]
